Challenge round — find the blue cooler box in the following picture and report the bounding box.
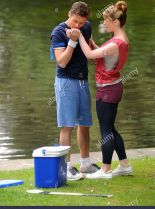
[32,146,70,188]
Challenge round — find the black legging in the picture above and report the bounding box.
[96,99,127,164]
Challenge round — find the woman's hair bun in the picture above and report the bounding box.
[115,1,127,13]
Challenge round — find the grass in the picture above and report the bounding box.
[0,157,155,206]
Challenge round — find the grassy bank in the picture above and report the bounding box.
[0,157,155,206]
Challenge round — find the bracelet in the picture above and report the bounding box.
[68,39,78,48]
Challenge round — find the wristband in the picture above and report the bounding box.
[68,39,78,48]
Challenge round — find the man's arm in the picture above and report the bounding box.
[54,46,74,68]
[54,30,80,68]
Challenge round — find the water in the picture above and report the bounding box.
[0,0,155,160]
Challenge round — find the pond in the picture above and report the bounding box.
[0,0,155,160]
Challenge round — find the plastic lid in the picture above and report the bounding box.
[0,180,24,188]
[32,146,70,157]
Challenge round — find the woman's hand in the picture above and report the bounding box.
[66,29,81,42]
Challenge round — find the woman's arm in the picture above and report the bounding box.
[89,37,99,49]
[79,33,119,59]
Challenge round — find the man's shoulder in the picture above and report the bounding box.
[83,21,91,30]
[81,21,91,38]
[81,21,91,35]
[51,22,66,35]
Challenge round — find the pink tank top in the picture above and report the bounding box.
[95,37,129,84]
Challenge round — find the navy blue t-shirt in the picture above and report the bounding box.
[51,21,91,80]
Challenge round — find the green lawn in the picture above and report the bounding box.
[0,157,155,206]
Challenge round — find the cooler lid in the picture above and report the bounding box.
[32,146,70,157]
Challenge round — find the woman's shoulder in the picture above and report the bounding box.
[112,37,129,45]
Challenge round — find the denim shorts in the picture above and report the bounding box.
[54,77,93,127]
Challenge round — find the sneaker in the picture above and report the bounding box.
[85,168,112,179]
[67,166,83,181]
[80,163,100,174]
[112,165,133,176]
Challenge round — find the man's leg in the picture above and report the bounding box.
[59,126,83,180]
[77,126,90,158]
[60,127,73,161]
[55,78,83,180]
[77,81,100,173]
[77,125,100,173]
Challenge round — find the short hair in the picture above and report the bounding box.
[69,1,90,18]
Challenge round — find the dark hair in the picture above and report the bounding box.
[103,1,127,27]
[69,1,90,18]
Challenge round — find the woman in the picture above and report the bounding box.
[67,1,133,179]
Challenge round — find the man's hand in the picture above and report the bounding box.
[66,29,81,41]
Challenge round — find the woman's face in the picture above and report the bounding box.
[103,18,115,32]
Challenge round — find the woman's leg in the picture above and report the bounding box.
[112,127,132,176]
[109,102,129,166]
[96,100,118,171]
[112,128,126,159]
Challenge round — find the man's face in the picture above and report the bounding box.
[67,13,87,29]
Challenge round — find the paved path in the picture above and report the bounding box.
[0,147,154,171]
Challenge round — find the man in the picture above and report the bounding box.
[51,1,99,180]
